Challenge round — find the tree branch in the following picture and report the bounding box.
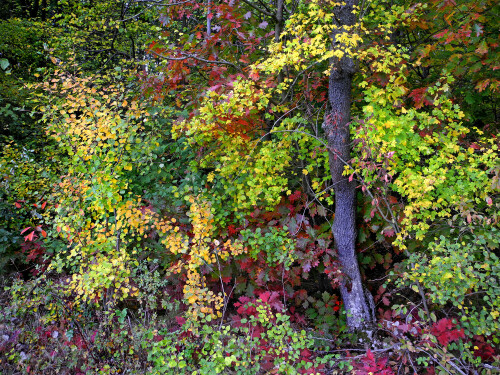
[148,49,238,68]
[241,0,275,19]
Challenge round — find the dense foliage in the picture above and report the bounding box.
[0,0,499,373]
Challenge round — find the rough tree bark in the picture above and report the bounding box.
[322,0,375,331]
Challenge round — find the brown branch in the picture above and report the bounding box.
[148,49,238,68]
[240,0,275,18]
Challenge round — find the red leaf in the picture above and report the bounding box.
[239,55,250,64]
[288,190,301,203]
[383,226,395,237]
[15,202,22,208]
[21,227,31,234]
[41,201,47,209]
[259,291,271,303]
[409,87,429,109]
[473,340,495,361]
[249,70,259,81]
[431,318,465,346]
[300,348,312,359]
[470,143,481,150]
[433,29,448,39]
[388,196,399,204]
[175,316,186,326]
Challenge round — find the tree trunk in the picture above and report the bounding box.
[323,0,374,331]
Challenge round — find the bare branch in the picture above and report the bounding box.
[148,49,238,68]
[240,0,275,18]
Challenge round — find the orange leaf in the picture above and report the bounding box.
[41,230,47,238]
[25,231,35,242]
[475,79,490,92]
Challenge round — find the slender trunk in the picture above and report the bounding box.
[206,0,211,37]
[30,0,40,18]
[323,0,374,331]
[275,0,285,102]
[263,0,285,141]
[41,0,47,21]
[274,0,284,44]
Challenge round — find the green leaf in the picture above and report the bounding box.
[0,58,9,70]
